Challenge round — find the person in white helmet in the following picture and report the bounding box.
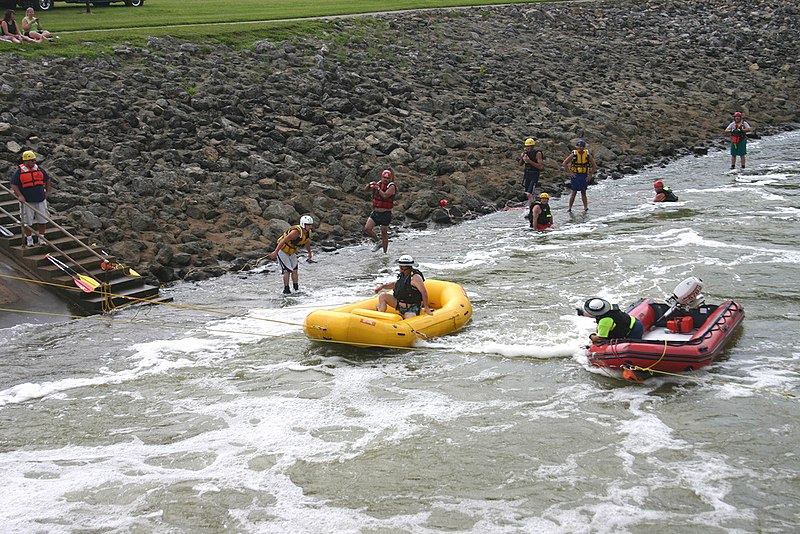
[374,255,431,318]
[580,298,643,343]
[10,150,52,247]
[270,215,314,294]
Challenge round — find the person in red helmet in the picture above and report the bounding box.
[653,180,678,202]
[364,168,397,253]
[725,111,752,170]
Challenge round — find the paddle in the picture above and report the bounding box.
[45,253,100,293]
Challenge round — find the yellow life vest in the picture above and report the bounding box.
[278,225,311,254]
[570,150,591,174]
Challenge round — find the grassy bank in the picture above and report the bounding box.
[1,0,544,57]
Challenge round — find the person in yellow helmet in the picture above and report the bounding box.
[10,150,52,247]
[519,138,543,208]
[528,192,554,230]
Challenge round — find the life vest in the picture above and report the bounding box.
[596,306,636,339]
[18,164,46,189]
[393,268,425,305]
[532,201,553,227]
[372,181,396,210]
[729,122,748,144]
[570,150,591,174]
[661,186,678,202]
[277,225,311,255]
[523,150,543,171]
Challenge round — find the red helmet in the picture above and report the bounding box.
[439,199,449,207]
[381,169,392,179]
[733,111,742,117]
[654,180,664,189]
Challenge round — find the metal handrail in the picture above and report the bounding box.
[0,181,108,264]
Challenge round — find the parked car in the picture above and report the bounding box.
[6,0,144,10]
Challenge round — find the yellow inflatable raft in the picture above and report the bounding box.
[303,279,472,348]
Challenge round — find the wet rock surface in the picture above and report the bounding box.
[1,0,798,284]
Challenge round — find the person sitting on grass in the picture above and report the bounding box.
[21,8,56,42]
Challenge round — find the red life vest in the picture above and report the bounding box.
[18,164,45,189]
[372,181,396,210]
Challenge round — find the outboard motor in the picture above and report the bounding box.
[658,277,704,323]
[669,277,705,309]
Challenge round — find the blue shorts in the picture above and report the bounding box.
[628,319,644,340]
[570,174,588,192]
[369,210,392,227]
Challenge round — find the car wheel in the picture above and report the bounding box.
[35,0,53,10]
[124,0,144,6]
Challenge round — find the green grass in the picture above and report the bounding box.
[1,0,547,57]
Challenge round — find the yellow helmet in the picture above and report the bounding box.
[539,192,549,199]
[22,150,36,161]
[524,138,536,146]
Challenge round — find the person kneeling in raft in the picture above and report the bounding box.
[581,298,644,343]
[375,255,432,318]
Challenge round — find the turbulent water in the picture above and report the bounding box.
[1,131,799,533]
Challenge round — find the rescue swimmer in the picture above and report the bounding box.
[653,180,678,202]
[528,192,554,230]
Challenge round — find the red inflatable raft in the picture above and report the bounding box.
[587,296,745,380]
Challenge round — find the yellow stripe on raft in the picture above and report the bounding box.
[303,279,472,348]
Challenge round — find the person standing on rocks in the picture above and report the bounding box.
[725,111,751,170]
[10,150,52,247]
[520,138,543,208]
[270,215,314,295]
[562,139,597,212]
[364,169,397,253]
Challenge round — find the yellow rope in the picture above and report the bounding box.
[629,364,797,398]
[181,254,273,280]
[0,272,99,293]
[638,338,669,374]
[0,306,308,340]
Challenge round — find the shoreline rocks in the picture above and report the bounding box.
[1,0,798,284]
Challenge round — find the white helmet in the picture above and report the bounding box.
[300,215,314,226]
[397,255,415,266]
[583,298,611,316]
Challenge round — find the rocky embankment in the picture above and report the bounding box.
[1,0,798,283]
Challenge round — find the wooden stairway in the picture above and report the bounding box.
[0,187,170,315]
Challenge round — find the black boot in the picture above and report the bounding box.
[283,286,291,294]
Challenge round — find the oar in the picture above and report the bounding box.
[45,254,98,293]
